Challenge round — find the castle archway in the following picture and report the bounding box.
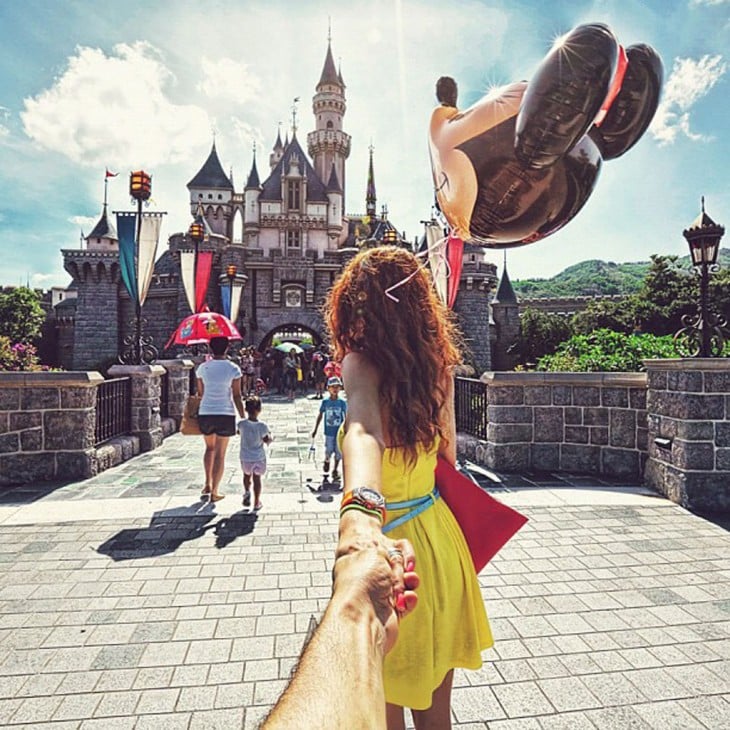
[257,323,323,352]
[232,207,244,243]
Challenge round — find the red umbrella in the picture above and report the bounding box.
[167,311,242,348]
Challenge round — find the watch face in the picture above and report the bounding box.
[356,488,384,509]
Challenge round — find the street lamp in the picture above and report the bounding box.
[676,198,726,357]
[188,217,205,312]
[118,170,164,364]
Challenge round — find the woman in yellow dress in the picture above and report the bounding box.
[326,246,493,729]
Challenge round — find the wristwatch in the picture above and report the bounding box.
[341,487,387,523]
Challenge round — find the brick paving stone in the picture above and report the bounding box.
[134,713,191,729]
[537,712,597,729]
[493,681,554,717]
[537,677,602,712]
[451,685,506,723]
[633,699,706,729]
[585,706,653,729]
[680,695,730,728]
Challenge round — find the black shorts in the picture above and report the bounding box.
[198,415,236,437]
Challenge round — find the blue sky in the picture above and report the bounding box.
[0,0,728,288]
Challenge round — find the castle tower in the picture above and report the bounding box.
[244,146,262,236]
[61,202,121,368]
[307,38,351,205]
[187,142,234,238]
[326,163,344,239]
[269,128,284,170]
[491,253,521,370]
[366,145,376,220]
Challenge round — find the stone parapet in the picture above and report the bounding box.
[472,371,647,478]
[644,358,730,513]
[108,364,166,452]
[0,372,104,485]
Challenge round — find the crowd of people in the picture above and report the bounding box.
[229,343,338,400]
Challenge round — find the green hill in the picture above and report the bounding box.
[513,248,730,298]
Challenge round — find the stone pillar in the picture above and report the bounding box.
[108,364,165,452]
[156,359,195,428]
[644,358,730,513]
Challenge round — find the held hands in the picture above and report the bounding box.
[336,510,419,653]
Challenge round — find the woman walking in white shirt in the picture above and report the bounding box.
[196,336,244,502]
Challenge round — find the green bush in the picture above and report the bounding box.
[536,329,685,372]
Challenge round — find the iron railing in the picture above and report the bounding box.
[159,372,170,419]
[95,377,131,445]
[454,377,488,440]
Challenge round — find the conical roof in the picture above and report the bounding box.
[326,163,342,193]
[274,129,283,152]
[318,42,342,88]
[187,142,233,190]
[366,148,376,207]
[87,206,118,241]
[246,154,261,189]
[494,263,518,304]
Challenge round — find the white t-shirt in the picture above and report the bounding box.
[239,419,271,462]
[197,359,242,416]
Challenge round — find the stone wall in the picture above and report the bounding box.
[644,358,730,513]
[0,372,107,485]
[460,371,648,479]
[0,362,192,487]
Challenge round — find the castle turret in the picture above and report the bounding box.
[269,128,284,170]
[326,163,343,239]
[307,38,351,205]
[491,253,521,370]
[244,147,262,232]
[187,142,233,237]
[85,204,118,252]
[366,145,377,221]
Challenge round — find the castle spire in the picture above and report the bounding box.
[366,143,376,219]
[317,34,342,88]
[494,252,518,304]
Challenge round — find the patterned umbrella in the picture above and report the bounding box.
[168,311,242,346]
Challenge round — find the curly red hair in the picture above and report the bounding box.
[324,246,462,464]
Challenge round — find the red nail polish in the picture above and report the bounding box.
[406,559,415,572]
[395,594,406,612]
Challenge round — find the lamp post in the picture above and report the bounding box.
[118,170,161,364]
[188,217,205,310]
[676,198,726,357]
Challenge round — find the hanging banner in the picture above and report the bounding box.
[137,213,163,306]
[116,213,138,302]
[220,284,232,319]
[180,251,196,313]
[195,251,213,313]
[230,284,242,323]
[446,233,464,308]
[425,224,448,305]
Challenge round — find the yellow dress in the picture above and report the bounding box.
[341,430,494,710]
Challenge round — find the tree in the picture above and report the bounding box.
[0,287,45,344]
[513,307,573,367]
[537,329,685,372]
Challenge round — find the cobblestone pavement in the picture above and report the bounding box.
[0,394,728,729]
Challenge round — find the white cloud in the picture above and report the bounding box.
[68,215,98,234]
[20,42,211,168]
[197,57,261,104]
[650,54,727,144]
[690,0,729,6]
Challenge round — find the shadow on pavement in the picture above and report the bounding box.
[96,502,258,560]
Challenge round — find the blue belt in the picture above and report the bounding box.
[382,487,440,534]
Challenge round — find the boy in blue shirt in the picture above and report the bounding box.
[311,376,347,483]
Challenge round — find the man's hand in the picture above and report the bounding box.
[332,536,419,654]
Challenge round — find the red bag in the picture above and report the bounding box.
[435,457,528,573]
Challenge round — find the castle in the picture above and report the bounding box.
[53,40,514,373]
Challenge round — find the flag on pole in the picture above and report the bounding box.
[105,169,118,178]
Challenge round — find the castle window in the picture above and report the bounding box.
[287,180,301,211]
[218,194,222,200]
[208,194,212,199]
[327,120,333,129]
[286,230,301,251]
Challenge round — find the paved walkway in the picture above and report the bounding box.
[0,395,728,729]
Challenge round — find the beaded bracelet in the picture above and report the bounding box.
[339,503,384,524]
